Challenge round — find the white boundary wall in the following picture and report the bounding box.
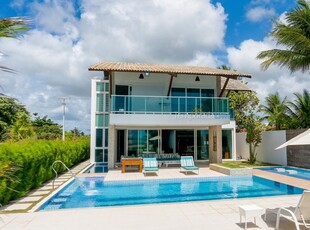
[236,130,287,166]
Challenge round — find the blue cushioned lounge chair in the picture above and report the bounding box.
[143,158,159,176]
[180,156,199,175]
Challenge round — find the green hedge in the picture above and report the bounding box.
[0,137,90,205]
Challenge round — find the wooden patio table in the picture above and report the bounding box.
[121,157,143,173]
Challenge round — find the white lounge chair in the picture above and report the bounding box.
[180,156,199,175]
[143,158,159,176]
[275,190,310,230]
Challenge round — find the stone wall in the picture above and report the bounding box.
[286,129,310,169]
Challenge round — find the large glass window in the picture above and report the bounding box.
[127,130,159,157]
[171,88,185,112]
[148,130,159,154]
[128,130,138,156]
[95,149,103,162]
[105,128,108,147]
[96,94,104,112]
[222,130,232,159]
[187,88,200,112]
[176,130,194,157]
[197,130,209,160]
[96,129,103,147]
[96,82,105,92]
[161,130,175,154]
[95,114,104,127]
[138,130,147,155]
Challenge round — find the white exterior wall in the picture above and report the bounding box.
[236,133,248,159]
[257,130,287,166]
[114,72,217,96]
[236,130,287,166]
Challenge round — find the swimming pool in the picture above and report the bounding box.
[258,166,310,180]
[83,163,108,173]
[39,176,303,211]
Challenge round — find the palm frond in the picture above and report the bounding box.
[257,0,310,72]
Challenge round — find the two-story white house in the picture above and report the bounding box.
[88,62,251,169]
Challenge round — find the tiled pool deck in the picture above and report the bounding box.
[1,162,310,230]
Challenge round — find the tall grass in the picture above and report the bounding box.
[0,137,90,205]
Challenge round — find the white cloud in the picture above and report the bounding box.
[0,0,227,132]
[227,38,310,104]
[246,7,276,22]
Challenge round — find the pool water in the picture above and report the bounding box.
[39,176,303,211]
[83,163,108,173]
[258,166,310,180]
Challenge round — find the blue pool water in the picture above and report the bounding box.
[83,163,108,173]
[258,166,310,180]
[39,176,303,211]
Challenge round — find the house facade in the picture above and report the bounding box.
[89,62,251,169]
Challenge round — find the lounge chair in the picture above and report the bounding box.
[143,158,159,175]
[180,156,199,175]
[275,168,286,172]
[275,190,310,230]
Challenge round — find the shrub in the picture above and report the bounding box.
[0,137,90,205]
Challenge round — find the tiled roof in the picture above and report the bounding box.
[89,62,252,78]
[221,77,251,91]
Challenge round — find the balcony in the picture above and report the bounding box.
[110,95,231,127]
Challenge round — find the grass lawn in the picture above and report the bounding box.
[217,161,278,169]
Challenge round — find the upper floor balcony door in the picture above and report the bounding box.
[115,85,131,112]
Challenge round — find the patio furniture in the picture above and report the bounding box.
[286,169,298,174]
[143,158,159,175]
[239,204,264,230]
[275,168,285,172]
[121,157,143,173]
[180,156,199,175]
[157,153,181,167]
[275,190,310,230]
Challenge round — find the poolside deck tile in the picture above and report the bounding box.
[2,203,32,211]
[29,190,50,196]
[17,196,42,203]
[253,169,310,190]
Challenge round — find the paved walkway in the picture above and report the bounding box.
[1,161,90,213]
[0,194,306,230]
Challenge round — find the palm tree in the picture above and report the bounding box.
[288,89,310,128]
[259,92,289,130]
[0,17,29,72]
[257,0,310,73]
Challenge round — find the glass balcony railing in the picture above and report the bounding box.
[111,95,230,115]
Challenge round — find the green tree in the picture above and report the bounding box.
[257,0,310,73]
[228,91,260,132]
[245,114,263,164]
[260,92,289,130]
[288,89,310,128]
[228,91,263,164]
[9,113,34,141]
[0,97,29,141]
[0,17,29,72]
[32,115,62,140]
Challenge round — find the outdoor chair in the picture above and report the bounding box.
[180,156,199,175]
[272,190,310,230]
[143,158,159,176]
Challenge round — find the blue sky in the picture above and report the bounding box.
[0,0,309,133]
